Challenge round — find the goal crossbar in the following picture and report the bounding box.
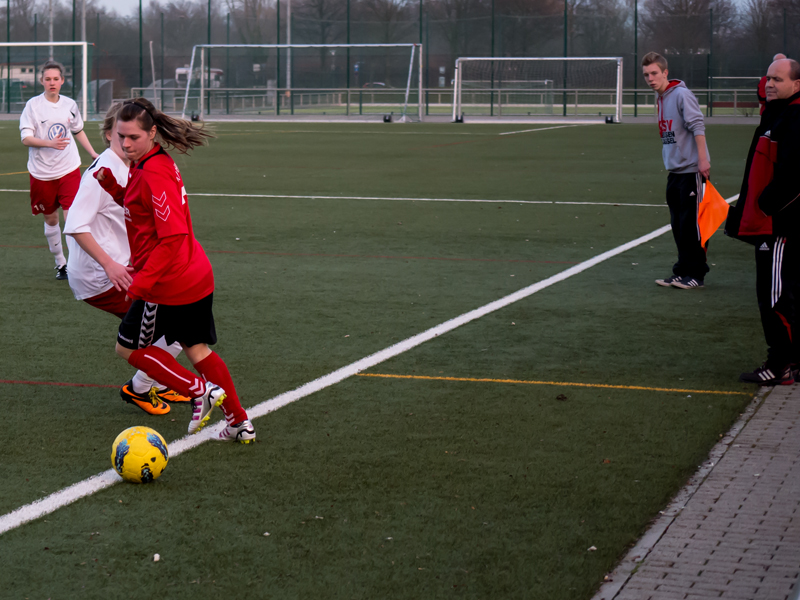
[452,56,624,123]
[0,41,89,121]
[181,43,424,121]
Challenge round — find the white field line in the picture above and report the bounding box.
[0,187,668,207]
[498,124,585,136]
[0,194,738,537]
[192,193,667,208]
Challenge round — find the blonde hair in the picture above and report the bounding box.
[99,102,123,148]
[118,97,213,154]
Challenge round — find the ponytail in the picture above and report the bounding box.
[118,98,213,154]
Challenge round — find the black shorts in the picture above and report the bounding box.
[117,293,217,350]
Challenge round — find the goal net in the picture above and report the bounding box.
[173,44,423,122]
[0,42,90,120]
[452,57,623,123]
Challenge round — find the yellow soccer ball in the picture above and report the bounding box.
[111,426,169,484]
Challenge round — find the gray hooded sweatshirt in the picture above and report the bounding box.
[657,80,707,174]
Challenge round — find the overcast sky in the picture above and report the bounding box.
[96,0,143,17]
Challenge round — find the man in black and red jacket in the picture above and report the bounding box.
[727,58,800,385]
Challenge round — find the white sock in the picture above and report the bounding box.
[44,222,66,267]
[131,336,183,393]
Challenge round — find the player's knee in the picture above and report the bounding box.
[182,342,211,365]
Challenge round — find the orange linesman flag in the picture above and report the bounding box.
[698,181,729,246]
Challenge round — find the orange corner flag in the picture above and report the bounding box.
[698,181,730,246]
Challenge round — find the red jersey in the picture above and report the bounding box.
[123,144,214,305]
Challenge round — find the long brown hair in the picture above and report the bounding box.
[118,97,213,154]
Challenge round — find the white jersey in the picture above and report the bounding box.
[19,93,83,181]
[64,149,130,300]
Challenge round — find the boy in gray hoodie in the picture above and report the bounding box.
[642,51,711,289]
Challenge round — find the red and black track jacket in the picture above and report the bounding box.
[725,91,800,244]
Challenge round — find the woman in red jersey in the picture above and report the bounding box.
[94,98,255,443]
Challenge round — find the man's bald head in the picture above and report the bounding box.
[774,53,787,61]
[765,58,800,101]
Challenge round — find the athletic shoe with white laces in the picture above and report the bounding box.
[55,265,68,280]
[655,274,681,287]
[671,276,704,289]
[216,419,256,444]
[739,364,794,386]
[188,382,226,434]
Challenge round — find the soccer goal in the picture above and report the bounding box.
[178,44,424,122]
[452,57,623,123]
[0,42,89,120]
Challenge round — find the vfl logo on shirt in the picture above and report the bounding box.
[124,206,131,222]
[152,192,170,221]
[47,123,67,140]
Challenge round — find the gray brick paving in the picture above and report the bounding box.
[595,385,800,600]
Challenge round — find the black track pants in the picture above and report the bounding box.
[666,172,709,280]
[755,236,800,369]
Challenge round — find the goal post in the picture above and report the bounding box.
[452,56,624,123]
[181,43,424,122]
[0,41,89,121]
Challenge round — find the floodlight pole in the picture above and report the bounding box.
[72,0,76,99]
[138,0,143,89]
[6,0,10,115]
[34,14,38,96]
[49,0,54,59]
[633,0,638,117]
[286,0,291,93]
[207,0,211,116]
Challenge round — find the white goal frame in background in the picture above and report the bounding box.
[181,44,424,122]
[0,42,89,120]
[452,56,624,123]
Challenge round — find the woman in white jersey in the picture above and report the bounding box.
[20,60,98,280]
[63,103,189,416]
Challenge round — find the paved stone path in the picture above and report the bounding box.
[596,385,800,600]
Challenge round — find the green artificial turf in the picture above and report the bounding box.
[0,121,763,599]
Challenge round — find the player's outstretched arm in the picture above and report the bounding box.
[93,167,126,204]
[69,232,134,292]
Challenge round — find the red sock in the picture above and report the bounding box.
[194,352,248,425]
[128,346,206,398]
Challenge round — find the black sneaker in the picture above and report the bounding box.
[55,265,68,280]
[655,274,680,287]
[672,276,704,289]
[739,364,794,386]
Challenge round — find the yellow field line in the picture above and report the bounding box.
[0,170,29,177]
[356,373,748,396]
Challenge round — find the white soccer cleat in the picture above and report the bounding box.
[188,382,226,434]
[216,419,256,444]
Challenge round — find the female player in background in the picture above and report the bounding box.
[19,60,98,279]
[64,103,189,416]
[94,98,255,443]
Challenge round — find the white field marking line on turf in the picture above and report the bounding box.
[498,124,587,136]
[0,194,738,537]
[0,187,667,207]
[190,192,668,208]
